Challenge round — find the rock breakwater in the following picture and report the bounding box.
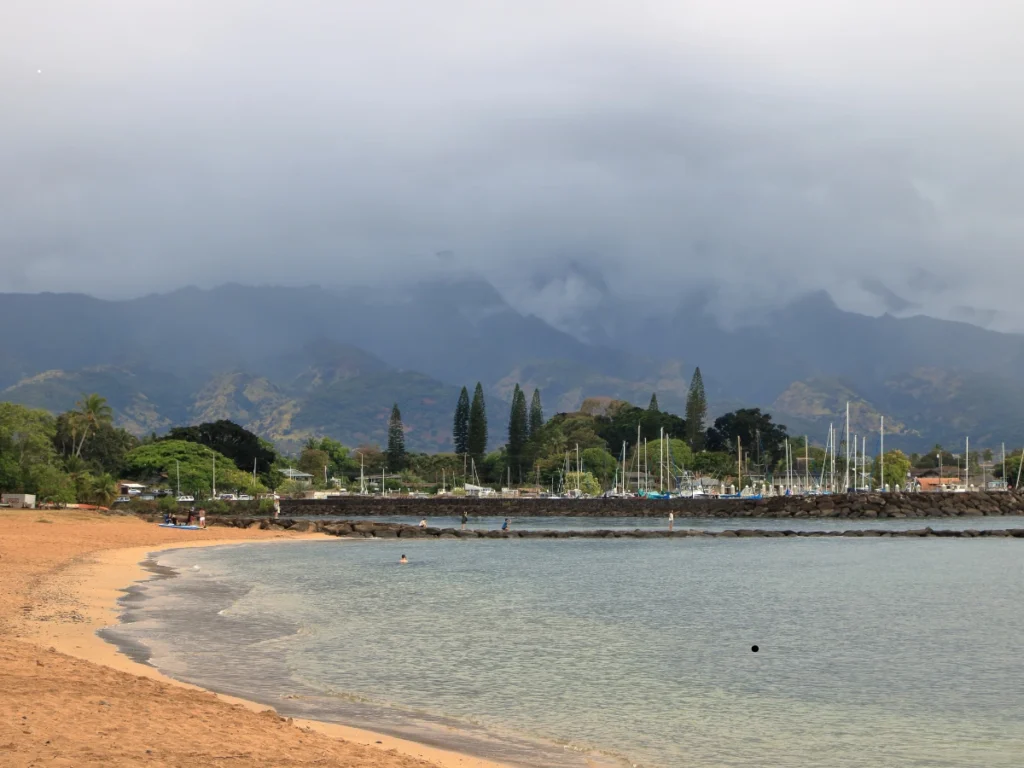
[282,491,1024,519]
[190,516,1024,540]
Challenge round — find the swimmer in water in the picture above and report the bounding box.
[399,554,408,564]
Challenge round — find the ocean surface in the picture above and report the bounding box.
[104,534,1024,768]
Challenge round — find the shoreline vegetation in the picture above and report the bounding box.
[5,389,1017,514]
[0,509,512,768]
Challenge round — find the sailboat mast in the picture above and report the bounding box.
[737,436,742,492]
[861,436,866,490]
[879,416,885,491]
[176,459,180,497]
[843,402,850,492]
[643,439,649,492]
[828,423,834,492]
[852,434,857,490]
[659,427,664,492]
[621,441,626,494]
[965,436,969,490]
[212,454,216,498]
[805,436,809,491]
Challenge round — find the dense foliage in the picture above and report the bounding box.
[0,397,131,504]
[125,440,262,496]
[506,384,529,472]
[684,367,707,451]
[467,382,488,464]
[386,403,407,470]
[705,408,788,471]
[167,420,277,480]
[453,387,470,455]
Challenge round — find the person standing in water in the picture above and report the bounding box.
[460,511,468,531]
[668,511,674,532]
[400,554,408,564]
[501,517,510,532]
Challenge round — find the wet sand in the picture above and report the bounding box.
[0,509,512,768]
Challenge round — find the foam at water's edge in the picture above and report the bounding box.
[98,545,628,768]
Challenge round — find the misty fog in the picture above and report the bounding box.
[3,1,1023,331]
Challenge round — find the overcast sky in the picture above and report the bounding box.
[2,1,1023,329]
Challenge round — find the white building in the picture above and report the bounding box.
[2,493,37,509]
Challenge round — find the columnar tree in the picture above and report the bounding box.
[467,382,488,466]
[507,384,529,473]
[648,393,660,412]
[529,389,544,438]
[386,403,407,470]
[684,367,707,451]
[453,387,470,455]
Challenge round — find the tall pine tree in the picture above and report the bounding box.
[648,392,660,412]
[453,387,470,455]
[507,384,528,472]
[685,367,707,451]
[386,403,406,470]
[529,388,544,438]
[467,382,488,465]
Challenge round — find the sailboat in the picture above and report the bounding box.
[176,459,194,503]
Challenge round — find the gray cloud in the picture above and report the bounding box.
[2,1,1023,329]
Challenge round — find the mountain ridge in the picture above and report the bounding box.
[2,280,1022,452]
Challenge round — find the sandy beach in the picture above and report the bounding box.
[0,509,512,768]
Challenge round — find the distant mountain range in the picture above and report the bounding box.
[3,278,1023,453]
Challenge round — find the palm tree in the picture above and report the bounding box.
[88,473,118,506]
[72,393,113,457]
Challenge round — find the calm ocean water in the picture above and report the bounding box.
[105,536,1024,767]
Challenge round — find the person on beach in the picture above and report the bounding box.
[186,508,194,526]
[668,511,674,532]
[501,517,510,532]
[399,554,408,564]
[273,499,280,519]
[419,518,427,528]
[461,511,468,531]
[199,508,206,528]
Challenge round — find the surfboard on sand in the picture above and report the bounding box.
[158,524,202,530]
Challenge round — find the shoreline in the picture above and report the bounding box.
[5,513,513,768]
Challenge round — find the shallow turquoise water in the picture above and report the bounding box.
[107,537,1024,767]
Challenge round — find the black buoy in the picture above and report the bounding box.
[751,645,759,653]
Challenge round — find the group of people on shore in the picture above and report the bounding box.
[163,507,206,528]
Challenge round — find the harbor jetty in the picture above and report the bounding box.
[191,516,1024,540]
[279,490,1024,519]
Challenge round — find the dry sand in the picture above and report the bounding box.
[0,509,512,768]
